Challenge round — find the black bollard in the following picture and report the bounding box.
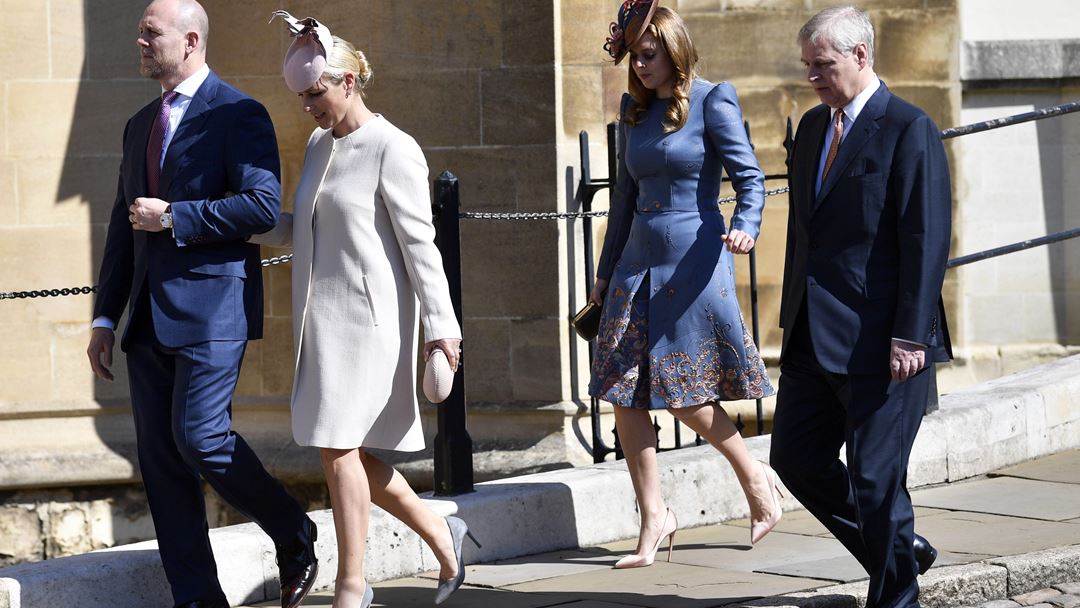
[431,170,475,496]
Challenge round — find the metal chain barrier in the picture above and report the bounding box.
[0,285,97,300]
[262,253,294,266]
[459,186,791,221]
[11,98,1080,300]
[2,187,792,300]
[1,254,297,300]
[460,210,611,220]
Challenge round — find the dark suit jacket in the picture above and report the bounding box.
[779,81,953,375]
[93,70,281,350]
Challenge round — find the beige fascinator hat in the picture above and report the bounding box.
[269,10,334,93]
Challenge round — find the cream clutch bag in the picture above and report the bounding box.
[423,349,454,403]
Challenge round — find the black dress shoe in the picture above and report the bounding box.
[174,599,229,608]
[914,534,938,575]
[277,516,319,608]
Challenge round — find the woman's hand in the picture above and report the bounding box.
[722,228,755,254]
[424,338,462,372]
[590,278,609,306]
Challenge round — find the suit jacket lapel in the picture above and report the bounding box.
[799,106,829,223]
[814,81,891,211]
[130,102,157,196]
[159,71,220,196]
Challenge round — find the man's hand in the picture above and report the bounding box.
[721,229,755,254]
[130,197,169,232]
[87,327,116,381]
[889,339,926,382]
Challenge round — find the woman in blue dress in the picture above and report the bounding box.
[590,1,782,568]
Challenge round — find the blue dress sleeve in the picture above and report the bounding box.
[596,93,639,281]
[704,82,765,240]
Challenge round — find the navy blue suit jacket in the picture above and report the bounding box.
[93,71,281,350]
[779,82,953,375]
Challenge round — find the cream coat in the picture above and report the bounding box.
[256,116,460,450]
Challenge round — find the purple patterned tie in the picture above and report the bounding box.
[146,91,179,197]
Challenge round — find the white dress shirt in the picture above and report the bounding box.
[91,65,212,331]
[815,78,880,196]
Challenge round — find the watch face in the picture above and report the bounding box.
[161,213,172,228]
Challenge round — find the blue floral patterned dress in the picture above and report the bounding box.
[588,79,774,410]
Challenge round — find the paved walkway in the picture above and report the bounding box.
[246,450,1080,607]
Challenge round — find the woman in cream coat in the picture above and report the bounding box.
[259,13,477,608]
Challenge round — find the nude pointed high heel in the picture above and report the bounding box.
[750,460,784,545]
[614,508,678,569]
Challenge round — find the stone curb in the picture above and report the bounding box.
[726,545,1080,608]
[2,355,1079,608]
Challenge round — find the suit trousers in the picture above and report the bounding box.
[125,293,307,604]
[770,306,929,608]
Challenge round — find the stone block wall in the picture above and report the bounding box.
[956,88,1080,346]
[0,1,970,410]
[0,1,566,408]
[21,0,1073,568]
[956,0,1080,346]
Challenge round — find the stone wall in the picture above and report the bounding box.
[0,1,565,407]
[957,0,1080,345]
[21,0,1080,569]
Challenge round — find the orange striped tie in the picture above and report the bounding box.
[821,109,845,182]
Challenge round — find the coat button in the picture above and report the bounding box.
[653,202,661,209]
[668,288,675,296]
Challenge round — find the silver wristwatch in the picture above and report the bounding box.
[160,205,173,229]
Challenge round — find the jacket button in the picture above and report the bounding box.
[654,202,661,209]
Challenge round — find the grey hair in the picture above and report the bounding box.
[798,5,875,66]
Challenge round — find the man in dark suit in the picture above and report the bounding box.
[770,6,953,607]
[85,1,317,606]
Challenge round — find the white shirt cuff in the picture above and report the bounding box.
[92,316,116,331]
[892,337,927,348]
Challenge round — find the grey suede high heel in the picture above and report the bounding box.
[337,579,373,608]
[434,516,481,605]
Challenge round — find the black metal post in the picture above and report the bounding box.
[580,126,626,463]
[432,170,474,496]
[742,120,766,436]
[749,247,764,435]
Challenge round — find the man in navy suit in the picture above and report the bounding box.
[85,1,317,606]
[770,6,952,607]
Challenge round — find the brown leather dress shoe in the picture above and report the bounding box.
[277,516,319,608]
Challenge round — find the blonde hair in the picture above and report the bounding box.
[623,7,698,133]
[322,36,373,94]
